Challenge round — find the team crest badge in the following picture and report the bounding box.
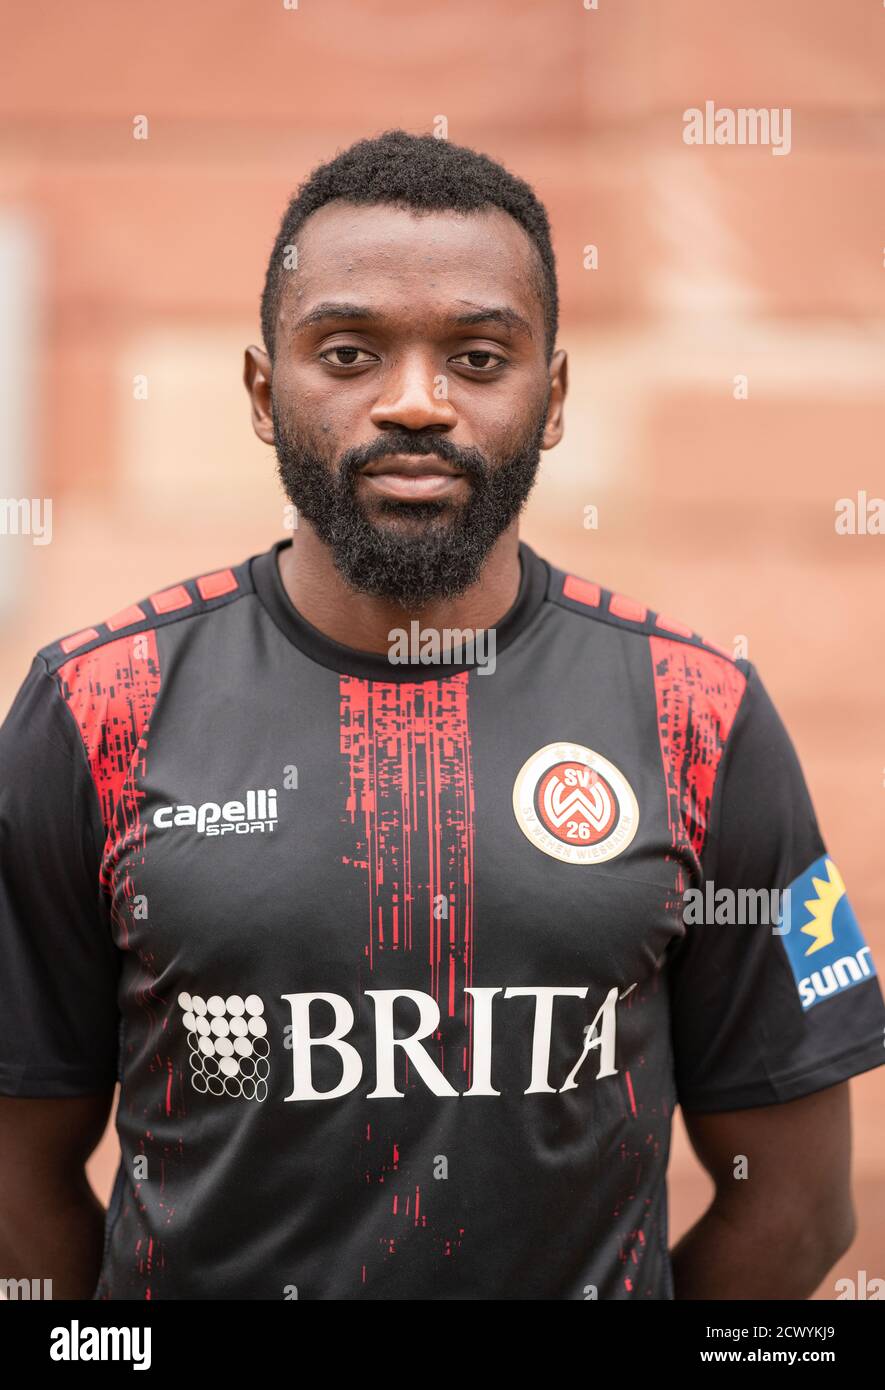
[512,742,639,864]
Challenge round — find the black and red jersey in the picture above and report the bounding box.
[1,538,882,1300]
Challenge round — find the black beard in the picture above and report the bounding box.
[271,399,548,608]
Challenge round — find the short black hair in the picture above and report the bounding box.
[260,129,558,364]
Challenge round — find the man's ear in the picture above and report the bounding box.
[244,345,274,445]
[542,348,567,450]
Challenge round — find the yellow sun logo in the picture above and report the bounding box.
[800,859,846,956]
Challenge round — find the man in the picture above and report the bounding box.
[1,130,882,1301]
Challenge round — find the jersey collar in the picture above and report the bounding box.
[250,537,549,681]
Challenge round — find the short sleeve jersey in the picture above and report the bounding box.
[1,539,883,1300]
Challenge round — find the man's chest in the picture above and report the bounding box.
[105,663,688,1102]
[114,665,686,968]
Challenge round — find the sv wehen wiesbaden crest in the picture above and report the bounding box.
[512,742,640,864]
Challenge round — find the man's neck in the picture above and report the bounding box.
[276,524,522,655]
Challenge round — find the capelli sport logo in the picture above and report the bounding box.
[153,788,278,837]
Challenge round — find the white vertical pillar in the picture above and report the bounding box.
[0,211,41,618]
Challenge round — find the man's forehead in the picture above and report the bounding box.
[286,200,542,320]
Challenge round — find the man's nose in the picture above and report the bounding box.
[368,356,458,433]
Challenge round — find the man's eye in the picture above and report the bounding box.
[320,346,373,367]
[451,350,506,371]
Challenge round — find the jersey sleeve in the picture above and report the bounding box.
[0,655,121,1097]
[667,660,885,1113]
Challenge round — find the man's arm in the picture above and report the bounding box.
[671,1081,855,1299]
[0,657,123,1299]
[665,659,885,1297]
[0,1092,115,1300]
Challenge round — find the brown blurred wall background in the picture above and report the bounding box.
[0,0,882,1295]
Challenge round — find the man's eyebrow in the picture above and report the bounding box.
[291,300,534,338]
[292,302,378,333]
[451,303,534,338]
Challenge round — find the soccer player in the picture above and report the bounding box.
[1,131,883,1301]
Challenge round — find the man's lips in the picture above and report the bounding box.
[361,454,462,477]
[359,454,467,500]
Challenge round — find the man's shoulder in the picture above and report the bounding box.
[37,554,257,675]
[543,558,744,671]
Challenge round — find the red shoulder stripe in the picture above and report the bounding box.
[649,634,746,860]
[57,630,162,835]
